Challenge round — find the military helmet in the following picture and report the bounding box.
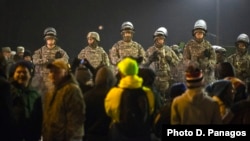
[171,44,179,51]
[194,19,207,31]
[153,27,168,38]
[236,33,249,44]
[16,46,25,53]
[87,32,100,42]
[120,21,134,31]
[44,27,57,40]
[192,19,207,36]
[212,45,226,53]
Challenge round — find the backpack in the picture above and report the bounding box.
[115,87,151,137]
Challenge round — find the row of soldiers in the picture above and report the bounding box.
[2,19,250,103]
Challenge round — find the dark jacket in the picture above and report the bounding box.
[10,81,42,141]
[84,66,116,141]
[43,74,85,141]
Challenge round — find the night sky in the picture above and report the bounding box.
[1,0,250,62]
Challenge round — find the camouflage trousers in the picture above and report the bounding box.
[154,76,170,103]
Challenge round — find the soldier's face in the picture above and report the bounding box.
[13,66,31,87]
[122,30,133,42]
[46,38,56,48]
[155,36,165,46]
[237,42,246,49]
[195,31,204,39]
[237,42,247,53]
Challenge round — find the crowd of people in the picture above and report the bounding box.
[1,19,250,141]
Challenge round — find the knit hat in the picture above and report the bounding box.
[11,60,35,77]
[47,59,70,71]
[185,65,204,88]
[117,57,139,76]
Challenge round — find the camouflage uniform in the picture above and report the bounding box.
[145,45,179,100]
[32,45,69,97]
[183,39,216,85]
[183,19,216,86]
[170,44,185,84]
[227,33,250,82]
[78,46,109,69]
[109,21,146,67]
[109,40,146,65]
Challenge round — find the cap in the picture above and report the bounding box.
[2,47,11,53]
[23,50,32,58]
[47,59,70,71]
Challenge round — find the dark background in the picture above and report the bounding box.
[1,0,250,61]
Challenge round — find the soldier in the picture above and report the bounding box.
[1,47,15,79]
[183,19,216,86]
[109,21,146,67]
[144,27,179,101]
[227,33,250,82]
[78,31,110,69]
[170,44,185,84]
[171,44,183,60]
[32,27,69,99]
[13,46,25,62]
[212,45,227,64]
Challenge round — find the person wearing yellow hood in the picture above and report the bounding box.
[105,57,155,141]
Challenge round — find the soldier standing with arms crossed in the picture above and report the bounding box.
[32,27,69,99]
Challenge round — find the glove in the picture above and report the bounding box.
[204,49,211,58]
[165,55,172,62]
[149,51,159,62]
[55,51,63,59]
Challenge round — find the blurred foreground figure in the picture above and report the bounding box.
[43,60,85,141]
[171,64,222,124]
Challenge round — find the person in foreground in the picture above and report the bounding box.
[171,64,222,124]
[105,57,155,141]
[42,59,86,141]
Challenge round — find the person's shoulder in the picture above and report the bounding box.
[132,41,143,47]
[112,40,123,46]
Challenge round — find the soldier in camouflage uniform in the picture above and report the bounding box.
[32,27,69,99]
[227,33,250,82]
[78,31,110,69]
[183,19,216,86]
[170,44,185,84]
[144,27,179,101]
[212,45,227,64]
[109,21,146,67]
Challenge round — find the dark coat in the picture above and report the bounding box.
[83,66,116,141]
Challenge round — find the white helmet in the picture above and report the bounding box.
[121,21,134,31]
[236,33,249,44]
[44,27,57,36]
[192,19,207,36]
[212,45,226,53]
[194,19,207,31]
[153,27,168,38]
[44,27,57,40]
[87,32,100,42]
